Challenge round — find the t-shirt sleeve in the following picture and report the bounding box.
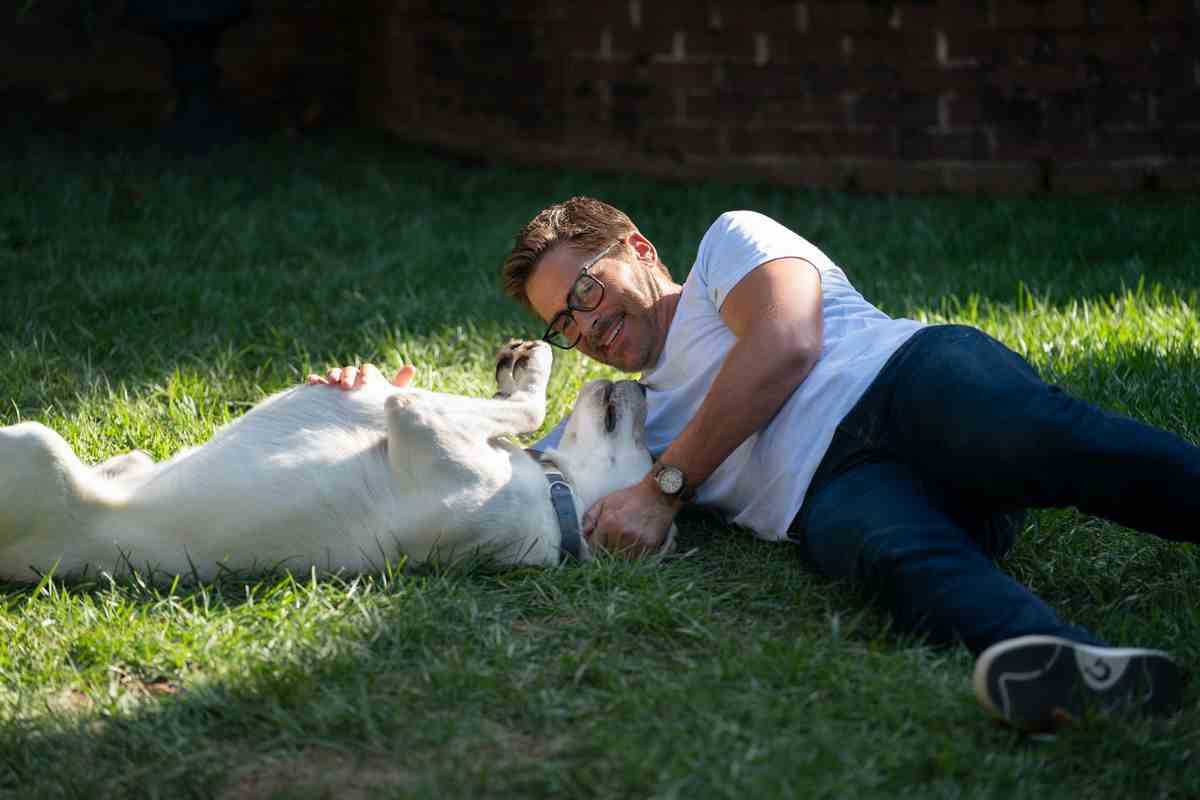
[693,210,830,311]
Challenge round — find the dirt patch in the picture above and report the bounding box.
[476,719,565,763]
[219,723,564,799]
[218,745,417,800]
[510,614,578,633]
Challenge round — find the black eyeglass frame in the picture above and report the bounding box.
[540,241,619,350]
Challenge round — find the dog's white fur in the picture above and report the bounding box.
[0,341,669,582]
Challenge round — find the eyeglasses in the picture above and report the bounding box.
[541,242,618,350]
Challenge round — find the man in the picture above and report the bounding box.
[493,195,1196,732]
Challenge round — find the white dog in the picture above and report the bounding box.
[0,340,669,582]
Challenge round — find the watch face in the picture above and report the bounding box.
[657,465,685,495]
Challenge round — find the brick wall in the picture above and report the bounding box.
[369,0,1200,193]
[0,1,365,135]
[4,1,1197,193]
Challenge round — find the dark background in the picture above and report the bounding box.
[3,0,1198,193]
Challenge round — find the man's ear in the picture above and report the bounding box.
[626,231,657,266]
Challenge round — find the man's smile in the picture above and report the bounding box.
[604,314,625,349]
[594,312,625,352]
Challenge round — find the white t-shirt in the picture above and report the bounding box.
[537,210,925,541]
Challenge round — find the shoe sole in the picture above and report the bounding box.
[973,634,1183,731]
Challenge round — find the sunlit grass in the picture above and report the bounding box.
[1,129,1199,798]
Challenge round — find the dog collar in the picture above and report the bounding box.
[539,457,584,563]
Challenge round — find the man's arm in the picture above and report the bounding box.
[584,257,824,555]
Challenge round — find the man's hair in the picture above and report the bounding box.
[501,196,637,312]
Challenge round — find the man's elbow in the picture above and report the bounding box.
[776,322,823,373]
[783,340,821,379]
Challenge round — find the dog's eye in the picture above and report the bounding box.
[604,404,616,433]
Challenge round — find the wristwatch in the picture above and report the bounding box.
[653,463,692,501]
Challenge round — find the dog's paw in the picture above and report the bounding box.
[494,340,552,399]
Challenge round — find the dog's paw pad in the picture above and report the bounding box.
[495,340,551,397]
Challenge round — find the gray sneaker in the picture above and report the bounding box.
[973,635,1184,731]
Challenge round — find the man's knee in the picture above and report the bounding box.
[856,522,986,590]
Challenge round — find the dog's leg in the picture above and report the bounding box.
[482,339,553,436]
[382,340,552,477]
[379,341,559,566]
[93,450,156,481]
[0,422,112,549]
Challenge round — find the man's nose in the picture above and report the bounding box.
[576,308,603,340]
[577,307,602,328]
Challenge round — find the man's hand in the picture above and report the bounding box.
[306,363,416,390]
[582,476,680,558]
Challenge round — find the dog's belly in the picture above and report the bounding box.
[0,384,562,580]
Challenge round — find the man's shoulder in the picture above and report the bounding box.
[702,210,779,239]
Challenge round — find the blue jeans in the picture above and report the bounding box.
[789,325,1200,656]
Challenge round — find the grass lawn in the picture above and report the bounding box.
[1,128,1199,799]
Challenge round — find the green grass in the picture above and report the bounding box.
[1,128,1199,799]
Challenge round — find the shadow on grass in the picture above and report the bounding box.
[1,509,1197,799]
[0,565,566,798]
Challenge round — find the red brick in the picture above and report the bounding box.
[680,27,758,62]
[993,123,1093,160]
[845,31,940,70]
[889,1,992,32]
[852,90,940,126]
[778,95,853,126]
[946,30,1048,68]
[728,124,895,158]
[1093,127,1166,160]
[641,4,703,32]
[1049,28,1161,64]
[1053,162,1160,192]
[710,2,805,33]
[561,79,612,118]
[726,58,907,92]
[721,157,847,190]
[646,61,718,89]
[1094,0,1197,25]
[686,89,849,126]
[546,0,628,27]
[899,127,993,159]
[991,1,1090,30]
[550,25,610,56]
[901,65,988,92]
[722,62,815,94]
[559,19,673,60]
[983,64,1087,92]
[765,32,849,65]
[850,161,948,193]
[683,89,762,122]
[561,116,633,151]
[944,162,1043,194]
[805,2,895,31]
[641,122,726,159]
[564,57,646,84]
